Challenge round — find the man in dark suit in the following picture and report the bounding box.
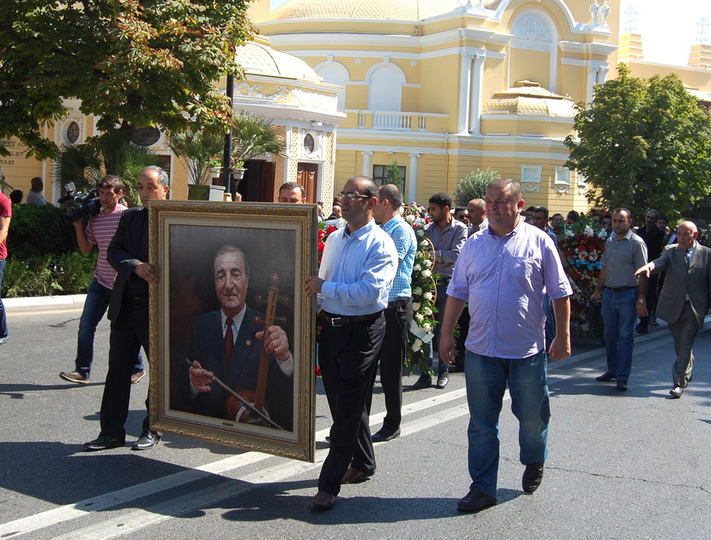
[84,166,169,451]
[635,221,711,398]
[187,245,294,431]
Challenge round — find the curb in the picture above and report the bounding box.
[4,294,87,313]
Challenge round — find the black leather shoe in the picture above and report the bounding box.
[412,374,432,390]
[436,370,449,389]
[595,372,615,382]
[372,428,401,443]
[132,430,161,450]
[341,467,374,484]
[457,488,496,513]
[522,463,544,493]
[616,380,628,391]
[84,435,125,451]
[312,491,336,511]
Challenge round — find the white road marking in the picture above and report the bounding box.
[0,389,467,538]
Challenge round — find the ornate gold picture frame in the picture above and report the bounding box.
[148,201,317,462]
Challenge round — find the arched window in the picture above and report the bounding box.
[316,62,349,109]
[510,11,558,92]
[367,64,404,112]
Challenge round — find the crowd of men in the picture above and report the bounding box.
[2,170,708,516]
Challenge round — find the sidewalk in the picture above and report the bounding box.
[4,294,87,312]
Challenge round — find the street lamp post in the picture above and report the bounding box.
[222,74,234,198]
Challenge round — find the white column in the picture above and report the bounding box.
[362,150,373,177]
[458,55,473,134]
[408,153,420,203]
[468,53,486,135]
[597,66,609,84]
[586,66,599,105]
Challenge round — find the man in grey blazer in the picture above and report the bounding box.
[635,222,711,398]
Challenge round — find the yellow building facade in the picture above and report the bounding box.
[254,0,711,212]
[2,0,710,212]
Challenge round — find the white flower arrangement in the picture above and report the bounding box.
[402,205,439,376]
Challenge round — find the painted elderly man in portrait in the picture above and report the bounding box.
[187,245,294,431]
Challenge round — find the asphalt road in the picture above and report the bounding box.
[1,307,710,539]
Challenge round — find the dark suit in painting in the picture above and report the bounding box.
[187,307,294,431]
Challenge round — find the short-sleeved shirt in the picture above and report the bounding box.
[381,215,416,301]
[601,229,648,288]
[447,220,572,359]
[85,204,127,289]
[0,192,11,260]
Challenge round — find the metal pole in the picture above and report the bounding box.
[223,74,234,197]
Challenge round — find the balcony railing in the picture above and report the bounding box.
[345,110,449,132]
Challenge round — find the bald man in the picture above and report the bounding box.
[635,222,711,398]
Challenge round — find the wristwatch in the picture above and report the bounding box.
[637,298,646,304]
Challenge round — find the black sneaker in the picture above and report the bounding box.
[412,374,432,390]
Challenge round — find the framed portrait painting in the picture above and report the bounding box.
[148,201,317,462]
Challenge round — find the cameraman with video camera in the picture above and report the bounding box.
[60,175,145,385]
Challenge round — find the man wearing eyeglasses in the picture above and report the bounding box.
[305,176,398,511]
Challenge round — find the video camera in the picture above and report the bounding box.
[59,182,101,225]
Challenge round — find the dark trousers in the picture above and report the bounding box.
[75,279,144,377]
[668,300,700,387]
[99,299,150,439]
[638,275,659,329]
[318,314,386,496]
[370,300,412,432]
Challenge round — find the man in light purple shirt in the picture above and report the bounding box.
[439,179,572,514]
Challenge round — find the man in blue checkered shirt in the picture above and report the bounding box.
[370,184,417,442]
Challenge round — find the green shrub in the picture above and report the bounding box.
[2,251,97,297]
[55,250,98,294]
[452,168,500,207]
[3,256,61,297]
[7,204,77,259]
[2,204,97,297]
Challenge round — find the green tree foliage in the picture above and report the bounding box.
[6,204,77,259]
[385,160,404,190]
[452,168,500,207]
[55,131,162,203]
[0,0,252,159]
[565,64,711,221]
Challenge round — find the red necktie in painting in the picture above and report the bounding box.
[224,317,234,373]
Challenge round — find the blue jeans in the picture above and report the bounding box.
[75,279,143,377]
[602,287,637,382]
[464,349,550,497]
[0,258,7,339]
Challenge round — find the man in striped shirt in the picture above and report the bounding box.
[60,176,144,385]
[370,183,416,443]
